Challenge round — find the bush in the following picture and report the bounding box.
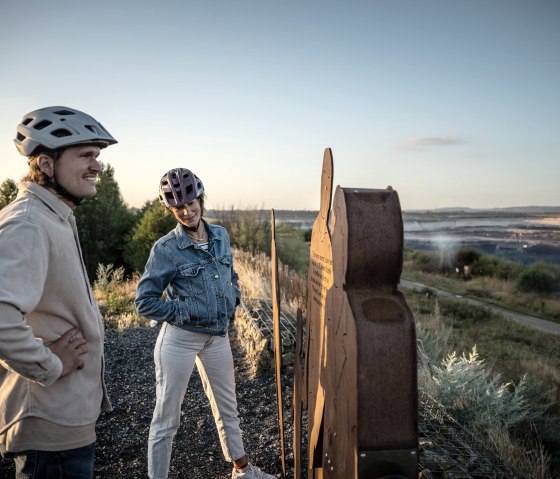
[431,347,549,431]
[211,208,271,256]
[455,247,481,268]
[517,265,556,294]
[440,301,498,325]
[94,264,143,325]
[470,253,522,280]
[411,250,441,273]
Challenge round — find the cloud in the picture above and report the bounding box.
[397,135,467,151]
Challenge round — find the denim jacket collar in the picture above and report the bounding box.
[174,218,223,249]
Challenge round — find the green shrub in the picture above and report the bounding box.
[517,263,557,294]
[411,250,441,273]
[470,253,522,280]
[455,247,481,268]
[431,347,549,431]
[211,208,271,256]
[94,263,125,294]
[440,301,498,325]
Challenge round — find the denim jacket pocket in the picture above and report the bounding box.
[177,263,218,328]
[216,254,237,313]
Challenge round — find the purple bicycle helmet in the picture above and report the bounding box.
[159,168,204,208]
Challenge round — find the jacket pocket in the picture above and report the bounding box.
[177,263,208,321]
[216,254,237,314]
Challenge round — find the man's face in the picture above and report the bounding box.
[55,145,102,201]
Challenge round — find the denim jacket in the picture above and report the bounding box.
[135,220,240,337]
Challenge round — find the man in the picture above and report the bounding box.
[0,106,117,477]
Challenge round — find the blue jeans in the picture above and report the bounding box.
[148,323,245,479]
[11,443,95,478]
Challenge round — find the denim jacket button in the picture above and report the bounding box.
[214,274,219,279]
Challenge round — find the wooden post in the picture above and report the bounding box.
[271,209,287,477]
[293,308,305,479]
[305,148,335,478]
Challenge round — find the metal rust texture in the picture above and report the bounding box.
[305,148,334,477]
[271,209,286,477]
[322,185,419,478]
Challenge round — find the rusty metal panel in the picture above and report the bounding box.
[322,186,418,478]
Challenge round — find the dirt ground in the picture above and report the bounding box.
[0,325,294,478]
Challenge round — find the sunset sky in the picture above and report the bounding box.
[1,0,558,211]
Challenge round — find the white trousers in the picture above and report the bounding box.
[147,322,246,479]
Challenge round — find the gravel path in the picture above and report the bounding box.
[1,325,296,479]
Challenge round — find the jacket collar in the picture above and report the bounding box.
[21,182,74,222]
[174,219,223,249]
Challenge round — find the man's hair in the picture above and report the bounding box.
[24,156,49,185]
[23,150,62,185]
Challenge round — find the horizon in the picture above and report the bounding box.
[1,1,559,211]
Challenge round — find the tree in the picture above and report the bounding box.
[0,178,18,209]
[124,199,176,273]
[74,164,137,280]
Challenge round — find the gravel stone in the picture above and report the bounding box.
[1,324,300,478]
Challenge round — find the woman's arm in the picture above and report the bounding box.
[134,242,190,324]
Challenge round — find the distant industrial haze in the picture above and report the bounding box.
[1,1,558,211]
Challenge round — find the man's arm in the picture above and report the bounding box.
[0,302,64,386]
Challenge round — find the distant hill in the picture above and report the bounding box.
[405,206,560,214]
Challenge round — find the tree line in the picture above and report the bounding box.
[0,165,311,282]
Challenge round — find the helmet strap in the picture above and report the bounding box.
[43,180,84,207]
[183,220,201,233]
[36,150,83,207]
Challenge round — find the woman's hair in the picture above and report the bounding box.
[198,193,205,215]
[164,193,206,216]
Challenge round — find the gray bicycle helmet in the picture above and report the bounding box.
[14,106,117,156]
[159,168,204,208]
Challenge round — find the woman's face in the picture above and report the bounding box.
[170,199,202,228]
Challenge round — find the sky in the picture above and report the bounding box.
[1,0,559,211]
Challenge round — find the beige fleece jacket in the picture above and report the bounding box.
[0,182,111,439]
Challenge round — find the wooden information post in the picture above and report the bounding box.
[299,148,419,479]
[305,149,335,479]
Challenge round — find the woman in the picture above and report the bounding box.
[135,168,274,479]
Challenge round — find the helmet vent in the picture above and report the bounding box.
[51,128,73,138]
[34,120,52,131]
[53,109,76,116]
[14,106,117,156]
[158,168,204,208]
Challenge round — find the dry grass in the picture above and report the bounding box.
[234,308,273,377]
[488,429,552,479]
[233,248,306,315]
